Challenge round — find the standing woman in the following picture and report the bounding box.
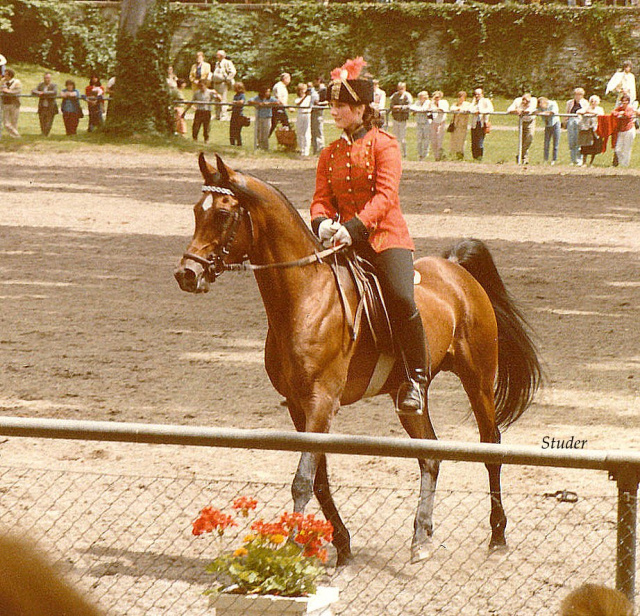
[429,91,449,161]
[611,92,637,167]
[60,80,83,135]
[565,87,588,165]
[229,81,247,146]
[448,90,471,160]
[310,58,428,415]
[295,82,312,157]
[84,74,104,133]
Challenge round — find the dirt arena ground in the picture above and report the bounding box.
[0,150,639,614]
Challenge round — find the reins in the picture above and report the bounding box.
[183,243,346,274]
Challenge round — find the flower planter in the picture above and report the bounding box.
[209,586,339,615]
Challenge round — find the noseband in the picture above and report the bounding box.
[182,184,345,282]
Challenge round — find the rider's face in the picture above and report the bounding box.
[330,101,365,132]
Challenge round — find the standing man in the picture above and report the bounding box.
[270,72,291,136]
[469,88,494,161]
[188,80,220,144]
[1,68,21,138]
[32,72,58,136]
[507,91,537,164]
[388,82,413,158]
[310,76,327,155]
[189,51,212,89]
[211,50,236,121]
[537,97,561,165]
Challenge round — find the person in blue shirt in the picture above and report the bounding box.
[229,81,247,146]
[537,97,561,165]
[249,85,278,150]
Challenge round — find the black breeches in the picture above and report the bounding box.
[360,247,418,326]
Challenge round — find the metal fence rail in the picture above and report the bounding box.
[0,416,637,614]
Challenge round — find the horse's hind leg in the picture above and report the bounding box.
[457,361,507,550]
[398,396,441,563]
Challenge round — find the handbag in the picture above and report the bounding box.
[447,121,455,133]
[484,121,491,134]
[240,115,251,127]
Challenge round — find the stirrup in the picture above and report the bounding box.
[395,379,424,416]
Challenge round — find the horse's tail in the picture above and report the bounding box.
[443,238,543,428]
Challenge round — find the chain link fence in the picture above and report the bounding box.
[0,455,632,615]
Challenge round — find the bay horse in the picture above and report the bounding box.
[174,153,542,565]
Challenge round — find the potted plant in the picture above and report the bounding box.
[192,497,339,615]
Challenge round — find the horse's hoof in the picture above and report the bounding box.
[410,541,442,563]
[336,551,353,567]
[488,540,508,553]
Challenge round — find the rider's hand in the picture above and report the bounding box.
[333,225,353,247]
[318,219,339,246]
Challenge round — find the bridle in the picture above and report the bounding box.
[182,184,346,282]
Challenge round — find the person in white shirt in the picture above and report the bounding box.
[606,61,636,106]
[270,72,291,136]
[429,90,449,161]
[410,91,431,160]
[565,87,589,165]
[372,79,387,126]
[469,88,494,161]
[295,82,312,157]
[507,92,537,164]
[577,94,605,166]
[388,82,413,158]
[211,50,236,120]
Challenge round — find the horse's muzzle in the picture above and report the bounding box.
[174,261,209,294]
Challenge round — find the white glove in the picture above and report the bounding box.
[333,224,353,247]
[318,219,340,247]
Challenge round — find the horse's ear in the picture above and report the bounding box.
[198,152,216,185]
[215,154,234,187]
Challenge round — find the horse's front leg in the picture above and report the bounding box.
[288,395,351,564]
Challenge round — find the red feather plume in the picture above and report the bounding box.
[330,57,367,81]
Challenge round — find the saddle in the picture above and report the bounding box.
[330,251,395,356]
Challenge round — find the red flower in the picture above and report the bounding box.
[232,496,258,517]
[192,507,237,536]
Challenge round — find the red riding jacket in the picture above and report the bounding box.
[310,126,414,253]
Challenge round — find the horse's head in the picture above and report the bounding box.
[174,153,253,293]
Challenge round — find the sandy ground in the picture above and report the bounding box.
[0,149,638,614]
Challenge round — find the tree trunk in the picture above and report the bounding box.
[106,0,171,135]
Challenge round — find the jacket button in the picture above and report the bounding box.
[346,176,351,181]
[348,188,353,193]
[368,174,373,180]
[346,162,351,168]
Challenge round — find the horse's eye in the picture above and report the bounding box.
[214,209,232,226]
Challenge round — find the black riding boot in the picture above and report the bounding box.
[396,310,428,415]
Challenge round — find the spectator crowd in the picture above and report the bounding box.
[2,48,640,168]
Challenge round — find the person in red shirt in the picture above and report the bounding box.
[310,58,427,415]
[611,92,637,167]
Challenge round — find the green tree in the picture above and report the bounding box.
[105,0,172,135]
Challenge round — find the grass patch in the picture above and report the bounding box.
[0,63,625,168]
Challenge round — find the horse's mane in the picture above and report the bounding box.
[232,169,322,248]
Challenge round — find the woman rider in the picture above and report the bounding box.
[310,59,428,415]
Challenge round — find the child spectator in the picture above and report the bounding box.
[60,79,83,135]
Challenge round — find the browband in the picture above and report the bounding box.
[202,185,234,195]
